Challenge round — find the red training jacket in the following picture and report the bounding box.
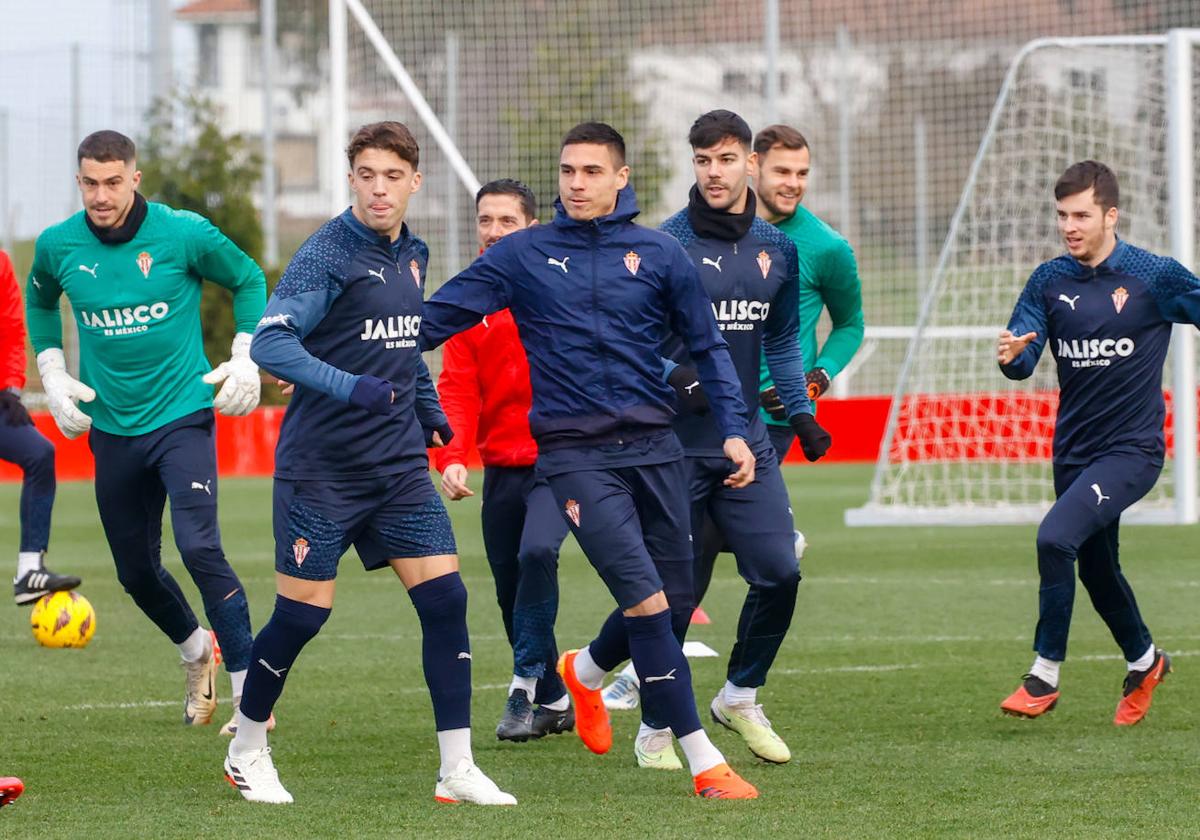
[0,250,26,391]
[432,308,538,471]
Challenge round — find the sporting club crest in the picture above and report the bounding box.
[624,251,640,276]
[409,259,422,287]
[564,499,581,527]
[756,250,772,279]
[136,251,153,279]
[1111,286,1128,314]
[292,537,310,567]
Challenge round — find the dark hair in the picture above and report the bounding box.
[560,122,626,166]
[753,124,809,159]
[476,178,537,221]
[346,121,420,169]
[689,110,751,151]
[1054,160,1118,211]
[77,130,136,165]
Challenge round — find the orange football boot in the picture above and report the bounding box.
[693,763,759,799]
[556,649,611,754]
[1114,649,1171,726]
[1000,674,1060,718]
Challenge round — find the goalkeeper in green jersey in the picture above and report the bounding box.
[753,124,864,461]
[25,131,267,733]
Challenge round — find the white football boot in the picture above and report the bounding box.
[434,759,517,805]
[794,530,807,561]
[224,746,293,804]
[602,671,640,711]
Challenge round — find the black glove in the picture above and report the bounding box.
[667,365,709,415]
[424,422,454,447]
[758,386,786,421]
[789,412,831,461]
[349,375,394,415]
[0,389,32,427]
[806,367,831,400]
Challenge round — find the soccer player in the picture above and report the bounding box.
[422,122,761,799]
[625,110,829,769]
[2,249,81,605]
[753,124,864,462]
[433,179,574,742]
[25,131,264,729]
[997,160,1200,724]
[224,121,514,807]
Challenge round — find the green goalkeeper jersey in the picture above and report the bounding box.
[759,204,864,423]
[25,201,266,435]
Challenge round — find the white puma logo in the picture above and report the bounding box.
[547,256,570,273]
[643,668,677,683]
[1091,483,1110,505]
[31,276,42,290]
[684,381,700,395]
[258,658,287,678]
[1058,294,1080,310]
[702,256,722,272]
[368,267,387,284]
[457,651,472,660]
[191,480,212,495]
[79,263,98,277]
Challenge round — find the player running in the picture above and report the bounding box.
[626,110,830,769]
[225,121,514,806]
[422,122,761,800]
[997,160,1200,724]
[2,249,81,605]
[25,131,264,729]
[433,179,574,742]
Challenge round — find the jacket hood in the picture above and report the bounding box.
[553,184,641,229]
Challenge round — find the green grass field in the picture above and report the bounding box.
[2,465,1198,838]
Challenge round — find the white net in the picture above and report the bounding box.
[848,36,1200,525]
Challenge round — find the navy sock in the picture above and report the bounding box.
[409,572,472,731]
[204,588,254,673]
[240,595,330,722]
[626,610,702,739]
[587,608,630,672]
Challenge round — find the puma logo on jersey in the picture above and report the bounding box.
[368,267,387,284]
[1058,294,1080,310]
[191,480,212,495]
[702,256,723,272]
[1091,483,1110,505]
[78,263,99,277]
[547,256,570,273]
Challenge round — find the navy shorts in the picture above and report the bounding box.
[273,468,456,581]
[546,458,694,611]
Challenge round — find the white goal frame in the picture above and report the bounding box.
[847,30,1200,527]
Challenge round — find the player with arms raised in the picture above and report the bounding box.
[25,130,265,730]
[224,121,514,806]
[997,160,1200,723]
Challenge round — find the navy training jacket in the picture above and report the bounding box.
[420,186,748,450]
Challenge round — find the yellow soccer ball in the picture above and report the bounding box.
[30,591,96,649]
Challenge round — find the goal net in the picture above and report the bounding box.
[846,35,1200,526]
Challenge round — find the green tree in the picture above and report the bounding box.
[137,93,265,370]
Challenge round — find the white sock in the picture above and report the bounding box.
[437,728,473,779]
[178,627,209,663]
[230,712,269,754]
[509,675,536,702]
[619,662,639,684]
[1030,656,1061,688]
[637,721,670,741]
[573,646,607,690]
[1128,644,1156,672]
[230,669,247,701]
[542,692,569,711]
[722,681,756,706]
[677,730,724,776]
[17,551,42,577]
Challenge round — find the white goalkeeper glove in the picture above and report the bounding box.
[202,332,261,416]
[37,348,96,439]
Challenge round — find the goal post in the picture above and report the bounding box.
[847,31,1200,527]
